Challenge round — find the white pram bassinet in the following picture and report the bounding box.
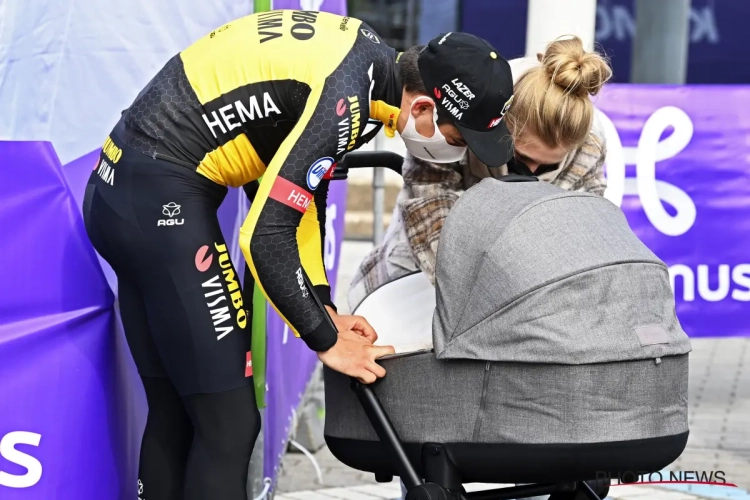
[324,162,690,500]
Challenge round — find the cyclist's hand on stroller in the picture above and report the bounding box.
[326,306,378,343]
[317,331,395,384]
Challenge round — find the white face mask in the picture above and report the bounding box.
[399,97,467,163]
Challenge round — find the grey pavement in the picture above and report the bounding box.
[274,241,750,499]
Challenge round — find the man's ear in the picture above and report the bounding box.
[411,97,435,118]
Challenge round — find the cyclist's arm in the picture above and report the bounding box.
[298,178,336,311]
[239,84,342,352]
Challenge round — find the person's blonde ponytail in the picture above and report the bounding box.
[505,36,612,150]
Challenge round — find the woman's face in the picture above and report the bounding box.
[513,131,568,173]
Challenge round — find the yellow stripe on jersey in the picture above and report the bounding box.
[196,134,266,187]
[239,92,325,339]
[297,197,328,289]
[237,12,363,338]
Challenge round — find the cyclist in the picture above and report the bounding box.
[83,10,515,500]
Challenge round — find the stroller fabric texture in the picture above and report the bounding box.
[325,178,690,470]
[433,178,691,365]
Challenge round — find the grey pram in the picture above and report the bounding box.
[323,153,690,500]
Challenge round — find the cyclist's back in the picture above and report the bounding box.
[119,10,399,188]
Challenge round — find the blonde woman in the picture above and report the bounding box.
[349,36,613,312]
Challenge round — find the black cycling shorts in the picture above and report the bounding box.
[83,122,253,396]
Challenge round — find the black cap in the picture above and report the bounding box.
[418,32,515,168]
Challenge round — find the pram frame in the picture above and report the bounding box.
[330,152,613,500]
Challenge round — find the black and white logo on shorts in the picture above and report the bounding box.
[360,29,380,44]
[158,202,185,227]
[162,202,181,217]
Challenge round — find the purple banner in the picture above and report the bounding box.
[0,142,123,498]
[596,85,750,338]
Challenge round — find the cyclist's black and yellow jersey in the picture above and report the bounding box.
[118,10,403,352]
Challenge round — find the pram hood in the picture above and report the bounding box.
[432,178,691,364]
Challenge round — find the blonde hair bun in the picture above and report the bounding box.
[538,36,612,98]
[506,36,613,149]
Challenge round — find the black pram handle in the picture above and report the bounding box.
[332,151,405,180]
[497,174,539,182]
[331,152,542,184]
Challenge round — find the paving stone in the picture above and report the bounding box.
[349,483,403,497]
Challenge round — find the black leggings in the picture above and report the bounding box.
[83,125,261,499]
[139,378,261,500]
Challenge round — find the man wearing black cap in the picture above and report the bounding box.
[394,31,516,168]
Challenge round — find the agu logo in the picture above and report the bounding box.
[306,157,335,190]
[158,202,184,227]
[162,202,180,217]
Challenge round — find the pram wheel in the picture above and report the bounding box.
[547,479,610,500]
[404,482,452,500]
